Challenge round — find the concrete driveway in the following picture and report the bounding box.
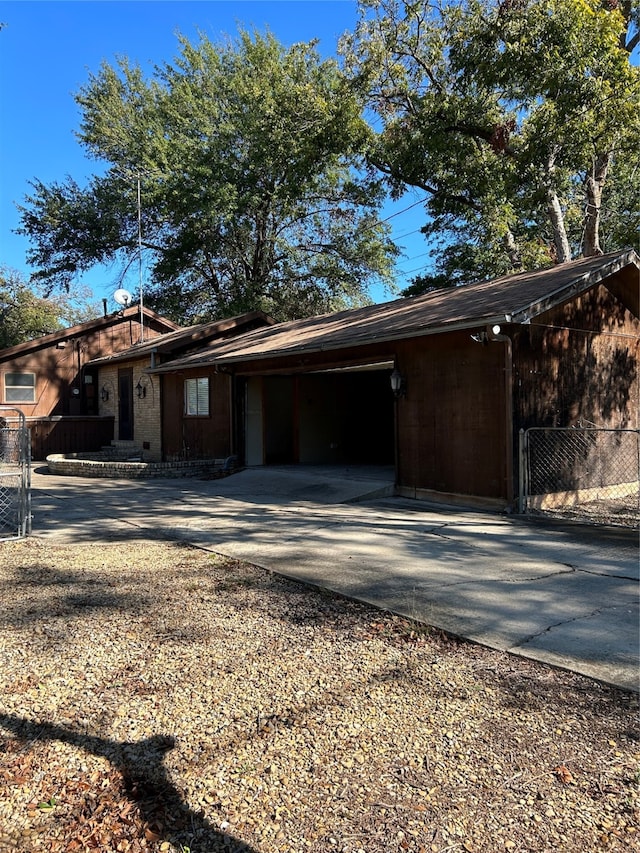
[27,465,639,692]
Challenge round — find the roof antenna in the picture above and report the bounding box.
[137,173,144,343]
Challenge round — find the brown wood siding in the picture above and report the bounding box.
[26,417,115,460]
[395,333,509,499]
[0,315,170,420]
[161,369,232,460]
[513,282,640,431]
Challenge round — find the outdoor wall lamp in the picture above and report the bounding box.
[136,380,146,399]
[100,386,109,402]
[390,368,406,398]
[472,325,505,344]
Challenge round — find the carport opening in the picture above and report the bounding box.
[245,364,396,468]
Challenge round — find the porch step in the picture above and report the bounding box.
[100,441,144,461]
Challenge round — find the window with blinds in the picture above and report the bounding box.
[184,377,210,416]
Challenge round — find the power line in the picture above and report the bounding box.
[381,195,429,223]
[392,226,425,241]
[395,262,433,277]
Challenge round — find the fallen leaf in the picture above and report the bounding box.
[144,827,162,842]
[553,764,574,784]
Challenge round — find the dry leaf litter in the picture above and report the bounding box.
[0,539,638,853]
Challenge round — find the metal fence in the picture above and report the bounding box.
[0,407,32,540]
[519,426,640,527]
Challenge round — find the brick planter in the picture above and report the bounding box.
[46,453,228,479]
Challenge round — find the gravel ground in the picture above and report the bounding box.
[531,495,639,528]
[0,538,638,853]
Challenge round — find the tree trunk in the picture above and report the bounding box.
[582,152,610,257]
[503,228,522,269]
[547,189,572,263]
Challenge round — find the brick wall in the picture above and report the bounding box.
[98,365,118,424]
[133,367,162,461]
[98,360,163,461]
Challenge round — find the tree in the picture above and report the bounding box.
[0,268,98,349]
[341,0,640,291]
[18,30,398,323]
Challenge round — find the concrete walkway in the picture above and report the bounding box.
[26,465,639,692]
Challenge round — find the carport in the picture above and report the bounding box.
[241,361,396,467]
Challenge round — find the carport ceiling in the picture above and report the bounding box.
[308,361,394,374]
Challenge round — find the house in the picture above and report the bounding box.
[0,305,179,458]
[87,311,274,461]
[147,249,639,509]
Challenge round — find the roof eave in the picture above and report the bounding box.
[0,305,178,360]
[148,313,511,373]
[510,249,639,323]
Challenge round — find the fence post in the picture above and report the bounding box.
[25,426,32,536]
[518,428,526,514]
[637,430,640,520]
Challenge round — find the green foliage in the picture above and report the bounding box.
[19,30,398,322]
[0,268,98,349]
[341,0,640,292]
[599,143,640,253]
[0,268,64,348]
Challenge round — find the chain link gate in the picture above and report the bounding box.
[0,407,32,540]
[519,426,640,527]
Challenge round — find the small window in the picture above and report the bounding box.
[184,377,209,416]
[5,372,36,403]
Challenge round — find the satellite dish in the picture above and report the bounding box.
[114,288,132,307]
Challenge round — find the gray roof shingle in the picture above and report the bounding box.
[150,250,639,372]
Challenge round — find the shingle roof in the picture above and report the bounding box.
[88,310,274,367]
[150,250,639,373]
[0,305,180,360]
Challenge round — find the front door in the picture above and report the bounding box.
[82,368,99,416]
[118,368,134,440]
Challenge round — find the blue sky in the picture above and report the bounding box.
[0,0,431,308]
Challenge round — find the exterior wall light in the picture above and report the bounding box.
[100,386,109,402]
[136,380,146,399]
[390,368,406,398]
